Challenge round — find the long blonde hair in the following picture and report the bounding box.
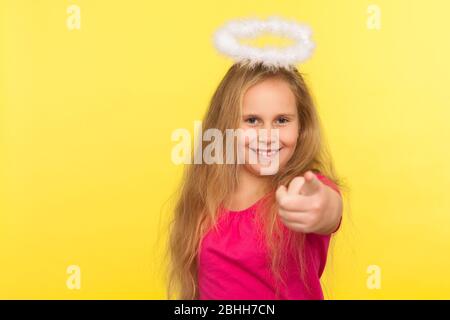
[166,61,345,299]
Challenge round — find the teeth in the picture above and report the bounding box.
[250,148,281,158]
[259,151,276,157]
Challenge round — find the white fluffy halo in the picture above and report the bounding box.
[213,16,315,70]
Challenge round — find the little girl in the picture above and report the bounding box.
[167,18,344,300]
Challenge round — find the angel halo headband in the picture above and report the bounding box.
[213,16,315,71]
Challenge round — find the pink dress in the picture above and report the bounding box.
[197,173,341,300]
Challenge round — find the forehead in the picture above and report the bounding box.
[242,77,297,114]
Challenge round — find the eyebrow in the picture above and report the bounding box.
[242,113,297,118]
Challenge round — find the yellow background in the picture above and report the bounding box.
[1,0,450,299]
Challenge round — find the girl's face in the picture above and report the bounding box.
[239,77,299,176]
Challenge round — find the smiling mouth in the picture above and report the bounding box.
[249,147,282,157]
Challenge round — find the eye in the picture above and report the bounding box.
[275,117,289,125]
[245,117,259,125]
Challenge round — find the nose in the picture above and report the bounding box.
[258,125,280,149]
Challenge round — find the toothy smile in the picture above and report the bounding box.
[249,147,282,157]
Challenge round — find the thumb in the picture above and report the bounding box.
[287,176,305,195]
[300,171,322,195]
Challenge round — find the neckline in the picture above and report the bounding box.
[221,190,273,213]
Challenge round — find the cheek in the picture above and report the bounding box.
[237,127,258,147]
[279,127,299,148]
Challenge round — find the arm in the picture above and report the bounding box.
[314,172,343,234]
